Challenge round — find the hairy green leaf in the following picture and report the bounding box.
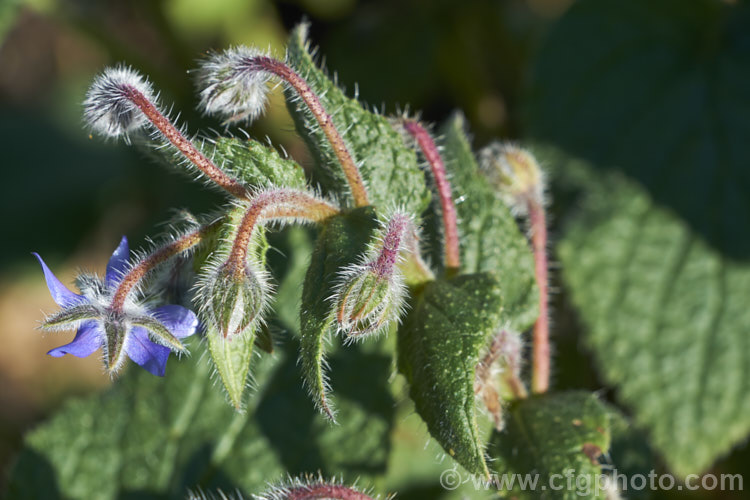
[6,338,394,499]
[488,391,613,500]
[554,158,750,477]
[397,272,504,476]
[439,114,538,332]
[299,206,379,419]
[285,23,431,214]
[529,0,750,475]
[207,137,307,189]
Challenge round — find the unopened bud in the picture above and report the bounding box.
[83,65,155,138]
[196,47,273,123]
[207,263,268,338]
[479,143,544,212]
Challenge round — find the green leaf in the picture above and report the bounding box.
[488,391,613,500]
[553,157,750,477]
[197,206,270,408]
[205,325,257,410]
[397,272,504,476]
[207,136,307,189]
[439,114,538,332]
[299,206,380,419]
[529,0,750,475]
[6,339,395,499]
[285,24,431,214]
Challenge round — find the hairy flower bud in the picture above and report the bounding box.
[332,212,413,339]
[204,262,269,338]
[479,142,544,213]
[196,47,273,123]
[83,65,155,138]
[336,266,401,337]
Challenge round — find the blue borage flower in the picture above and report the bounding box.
[34,237,198,376]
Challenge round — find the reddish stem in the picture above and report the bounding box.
[248,56,370,207]
[228,189,339,273]
[124,86,248,199]
[529,200,550,394]
[111,222,218,311]
[402,120,460,273]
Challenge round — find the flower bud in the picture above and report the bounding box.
[196,47,273,123]
[334,264,405,339]
[479,142,544,212]
[206,263,268,338]
[83,66,155,138]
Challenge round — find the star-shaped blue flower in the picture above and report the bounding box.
[34,237,198,376]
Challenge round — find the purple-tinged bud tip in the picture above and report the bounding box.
[83,65,155,138]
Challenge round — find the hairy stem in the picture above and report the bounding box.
[228,189,339,273]
[402,119,460,273]
[247,56,370,207]
[123,86,248,199]
[111,221,219,311]
[529,200,550,394]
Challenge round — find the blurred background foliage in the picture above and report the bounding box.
[0,0,747,498]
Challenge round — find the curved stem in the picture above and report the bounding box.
[529,200,550,394]
[402,120,460,274]
[228,189,339,273]
[123,86,248,199]
[111,221,219,311]
[247,56,370,207]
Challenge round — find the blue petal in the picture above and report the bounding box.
[125,327,170,377]
[106,236,130,286]
[153,305,199,339]
[47,321,102,358]
[33,253,84,307]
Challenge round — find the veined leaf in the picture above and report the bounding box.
[299,206,380,419]
[285,24,431,214]
[529,0,750,475]
[554,158,750,477]
[207,137,307,190]
[488,391,614,500]
[397,272,504,476]
[439,114,538,333]
[6,339,394,499]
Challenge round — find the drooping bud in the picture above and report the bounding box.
[83,65,155,138]
[332,212,412,339]
[196,47,274,123]
[203,261,269,338]
[479,142,544,214]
